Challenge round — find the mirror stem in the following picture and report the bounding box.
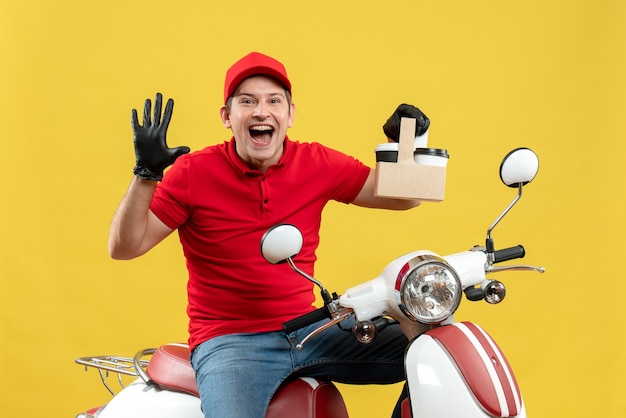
[487,183,523,242]
[287,257,329,296]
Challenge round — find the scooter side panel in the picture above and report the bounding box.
[98,379,203,418]
[405,334,490,418]
[405,323,526,418]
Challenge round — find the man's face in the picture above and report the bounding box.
[221,75,295,172]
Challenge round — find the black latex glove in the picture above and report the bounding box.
[131,93,190,181]
[382,103,430,142]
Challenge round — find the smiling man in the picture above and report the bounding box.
[108,52,429,418]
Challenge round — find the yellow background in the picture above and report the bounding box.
[1,0,625,416]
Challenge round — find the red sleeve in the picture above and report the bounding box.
[150,154,192,229]
[314,143,370,204]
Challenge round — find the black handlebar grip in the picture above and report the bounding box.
[283,307,329,334]
[493,245,525,263]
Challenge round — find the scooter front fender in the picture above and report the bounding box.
[98,379,203,418]
[405,322,525,418]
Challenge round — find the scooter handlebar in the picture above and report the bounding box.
[283,307,329,334]
[493,245,525,263]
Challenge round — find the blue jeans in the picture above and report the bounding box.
[190,319,408,418]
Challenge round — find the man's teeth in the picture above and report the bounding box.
[250,125,273,132]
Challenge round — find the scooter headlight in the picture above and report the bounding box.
[395,255,462,324]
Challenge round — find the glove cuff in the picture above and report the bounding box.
[133,165,163,182]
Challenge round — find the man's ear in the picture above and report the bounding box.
[288,102,296,128]
[220,106,231,128]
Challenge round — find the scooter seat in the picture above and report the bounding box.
[147,343,348,418]
[147,343,199,396]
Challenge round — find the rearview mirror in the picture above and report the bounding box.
[499,148,539,188]
[260,224,303,264]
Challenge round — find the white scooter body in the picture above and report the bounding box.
[405,322,525,417]
[96,380,203,418]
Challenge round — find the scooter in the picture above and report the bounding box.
[75,147,544,418]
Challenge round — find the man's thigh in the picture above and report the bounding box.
[190,331,293,417]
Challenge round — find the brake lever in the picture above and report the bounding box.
[487,265,545,273]
[295,308,354,350]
